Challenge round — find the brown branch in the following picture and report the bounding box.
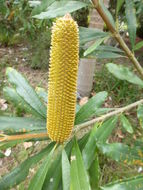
[1,99,143,143]
[91,0,143,79]
[0,133,48,142]
[73,99,143,134]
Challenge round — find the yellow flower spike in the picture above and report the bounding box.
[47,14,79,143]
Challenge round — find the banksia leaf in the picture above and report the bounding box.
[47,14,79,143]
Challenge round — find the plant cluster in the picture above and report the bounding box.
[0,0,143,190]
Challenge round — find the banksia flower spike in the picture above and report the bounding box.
[47,14,79,143]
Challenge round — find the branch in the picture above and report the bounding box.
[91,0,143,79]
[0,133,48,142]
[73,99,143,134]
[1,99,143,143]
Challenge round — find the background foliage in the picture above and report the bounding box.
[0,0,143,189]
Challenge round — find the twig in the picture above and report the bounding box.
[91,0,143,79]
[0,133,48,142]
[0,99,143,142]
[73,99,143,134]
[0,134,8,142]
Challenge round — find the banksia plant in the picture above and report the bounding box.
[47,14,79,143]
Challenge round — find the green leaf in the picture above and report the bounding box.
[93,108,114,116]
[3,87,41,117]
[116,0,125,15]
[0,0,7,14]
[62,149,70,190]
[0,116,46,134]
[33,1,87,19]
[120,114,134,133]
[76,104,81,113]
[134,139,143,148]
[32,0,56,15]
[97,143,143,165]
[0,137,48,151]
[137,105,143,128]
[82,117,117,169]
[42,154,62,190]
[134,41,143,51]
[84,37,108,57]
[125,0,137,50]
[106,63,143,87]
[35,87,47,103]
[6,67,46,119]
[82,123,98,170]
[101,175,143,190]
[78,133,90,151]
[0,151,5,158]
[70,139,91,190]
[42,140,74,190]
[79,27,108,45]
[28,146,56,190]
[95,45,124,53]
[3,86,24,106]
[89,51,124,59]
[89,154,100,190]
[100,0,115,28]
[0,141,20,151]
[0,135,48,151]
[76,105,111,118]
[75,91,108,125]
[94,117,118,143]
[0,143,55,190]
[29,0,41,7]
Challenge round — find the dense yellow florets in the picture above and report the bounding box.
[47,14,79,143]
